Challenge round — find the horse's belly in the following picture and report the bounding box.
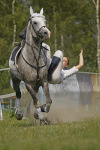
[17,56,48,83]
[23,68,47,83]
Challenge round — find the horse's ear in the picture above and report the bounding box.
[30,6,34,16]
[40,8,43,15]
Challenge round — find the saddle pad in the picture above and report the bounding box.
[10,44,22,65]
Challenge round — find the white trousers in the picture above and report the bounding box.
[42,43,63,84]
[48,50,63,84]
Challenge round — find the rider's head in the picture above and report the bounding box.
[62,57,69,70]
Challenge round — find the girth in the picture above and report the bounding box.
[22,54,46,80]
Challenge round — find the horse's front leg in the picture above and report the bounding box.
[10,74,23,120]
[41,81,52,113]
[26,83,45,121]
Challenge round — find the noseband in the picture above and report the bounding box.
[30,17,46,39]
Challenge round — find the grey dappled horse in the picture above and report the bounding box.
[9,6,52,124]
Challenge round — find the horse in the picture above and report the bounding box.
[9,6,52,124]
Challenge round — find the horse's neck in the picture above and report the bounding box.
[22,25,42,62]
[26,25,41,48]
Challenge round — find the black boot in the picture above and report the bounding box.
[48,56,60,81]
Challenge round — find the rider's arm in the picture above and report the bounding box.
[60,49,84,81]
[75,49,84,69]
[62,66,78,80]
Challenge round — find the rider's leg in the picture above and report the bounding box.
[48,50,63,84]
[42,43,52,69]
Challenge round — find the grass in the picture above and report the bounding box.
[0,110,100,150]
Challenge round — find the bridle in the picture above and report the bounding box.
[22,17,48,81]
[30,16,46,39]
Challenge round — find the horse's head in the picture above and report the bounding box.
[29,6,51,40]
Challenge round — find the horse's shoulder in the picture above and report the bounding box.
[42,43,50,51]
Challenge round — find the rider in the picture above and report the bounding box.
[40,44,84,113]
[48,49,84,84]
[41,43,84,84]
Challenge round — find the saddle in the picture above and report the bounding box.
[9,43,23,80]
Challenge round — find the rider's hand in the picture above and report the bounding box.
[79,49,83,56]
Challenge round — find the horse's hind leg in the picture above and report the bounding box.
[41,82,52,113]
[11,74,23,120]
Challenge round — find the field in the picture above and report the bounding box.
[0,111,100,150]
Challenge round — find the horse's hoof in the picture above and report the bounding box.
[16,113,23,120]
[16,110,23,120]
[40,119,48,125]
[34,108,44,120]
[40,104,46,112]
[40,104,51,113]
[34,113,39,119]
[40,118,51,125]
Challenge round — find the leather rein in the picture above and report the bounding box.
[22,18,48,81]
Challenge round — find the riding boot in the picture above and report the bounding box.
[48,56,60,81]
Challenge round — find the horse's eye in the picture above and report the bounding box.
[34,21,37,25]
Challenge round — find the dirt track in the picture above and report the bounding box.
[21,91,100,124]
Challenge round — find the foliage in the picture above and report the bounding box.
[0,0,99,94]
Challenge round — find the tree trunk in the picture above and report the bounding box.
[61,34,64,54]
[53,6,57,51]
[0,0,6,6]
[12,0,16,46]
[92,0,100,72]
[54,23,57,51]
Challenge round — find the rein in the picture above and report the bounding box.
[22,19,48,81]
[22,41,46,81]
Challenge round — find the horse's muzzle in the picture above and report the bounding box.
[40,27,51,40]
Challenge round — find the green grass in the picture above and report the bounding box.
[0,111,100,150]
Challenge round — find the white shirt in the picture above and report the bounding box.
[59,66,79,83]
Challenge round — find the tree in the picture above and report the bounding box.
[92,0,100,72]
[0,0,99,94]
[0,0,29,94]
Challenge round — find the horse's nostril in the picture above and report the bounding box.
[44,32,47,35]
